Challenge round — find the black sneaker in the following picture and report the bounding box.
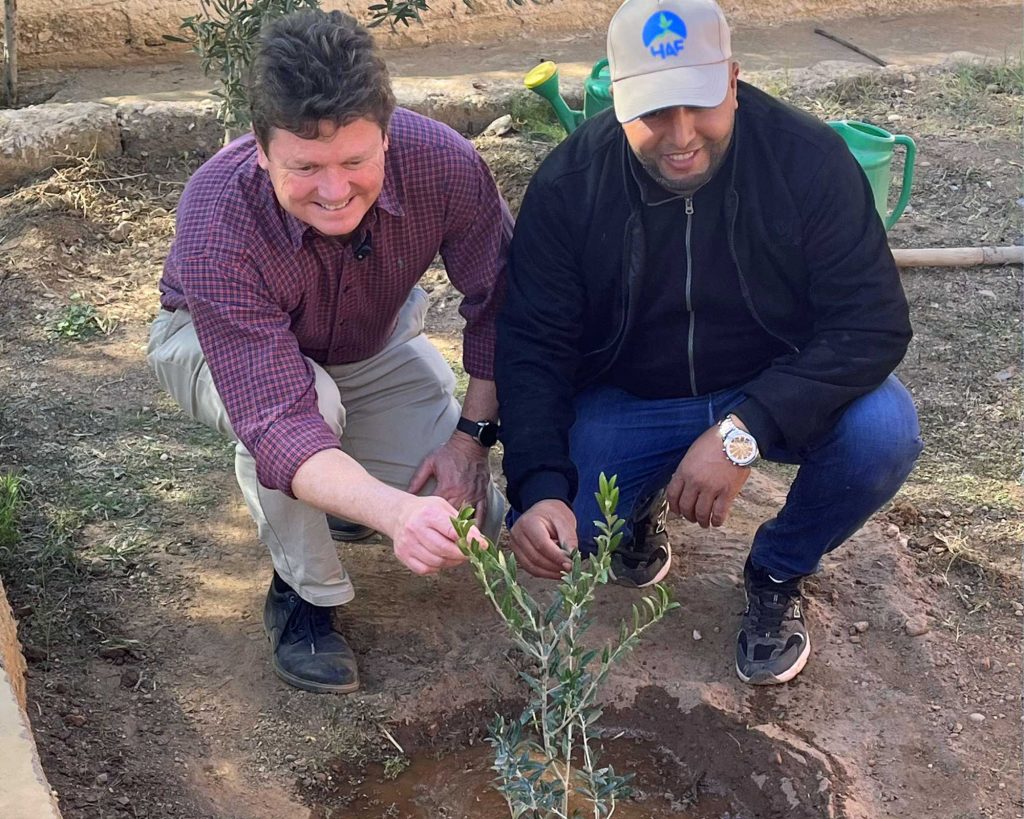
[263,572,360,694]
[735,558,810,685]
[609,494,672,589]
[326,514,375,542]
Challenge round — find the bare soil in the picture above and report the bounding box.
[0,62,1020,818]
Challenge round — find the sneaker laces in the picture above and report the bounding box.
[747,584,799,637]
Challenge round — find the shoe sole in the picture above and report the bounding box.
[329,527,376,543]
[610,543,673,589]
[270,655,360,694]
[735,633,811,685]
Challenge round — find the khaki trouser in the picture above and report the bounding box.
[147,287,505,606]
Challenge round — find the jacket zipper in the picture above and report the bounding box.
[684,197,698,395]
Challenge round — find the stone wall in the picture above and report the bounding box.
[0,578,26,710]
[3,0,1011,70]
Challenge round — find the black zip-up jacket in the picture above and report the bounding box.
[496,81,912,513]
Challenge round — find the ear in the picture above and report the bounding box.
[382,132,390,153]
[256,135,270,171]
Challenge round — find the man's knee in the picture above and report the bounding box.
[831,376,923,488]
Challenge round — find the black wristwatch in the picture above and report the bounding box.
[456,417,500,448]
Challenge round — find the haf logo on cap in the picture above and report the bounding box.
[642,11,687,60]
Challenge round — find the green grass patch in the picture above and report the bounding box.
[508,94,569,143]
[947,56,1024,96]
[0,473,21,551]
[50,293,118,341]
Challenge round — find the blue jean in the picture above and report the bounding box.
[520,375,922,581]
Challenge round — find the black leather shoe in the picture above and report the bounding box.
[263,572,360,694]
[326,514,376,542]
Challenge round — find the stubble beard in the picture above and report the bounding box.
[637,130,733,197]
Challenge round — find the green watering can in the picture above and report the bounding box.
[524,59,613,135]
[826,120,916,230]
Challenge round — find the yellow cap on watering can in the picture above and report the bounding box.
[828,120,916,231]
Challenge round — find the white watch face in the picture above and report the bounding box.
[723,428,758,466]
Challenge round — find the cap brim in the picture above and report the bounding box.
[612,62,729,123]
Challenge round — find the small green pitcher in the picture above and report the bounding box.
[827,120,916,230]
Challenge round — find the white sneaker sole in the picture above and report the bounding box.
[610,543,673,589]
[736,632,811,685]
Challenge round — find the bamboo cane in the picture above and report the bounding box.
[892,246,1023,268]
[3,0,15,107]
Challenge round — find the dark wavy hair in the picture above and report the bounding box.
[249,10,396,151]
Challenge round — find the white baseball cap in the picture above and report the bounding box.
[607,0,732,123]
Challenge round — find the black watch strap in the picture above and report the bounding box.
[456,417,500,448]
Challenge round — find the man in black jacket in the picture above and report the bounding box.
[496,0,922,685]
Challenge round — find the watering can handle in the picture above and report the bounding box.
[886,134,916,231]
[591,58,609,80]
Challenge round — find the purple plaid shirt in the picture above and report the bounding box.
[159,108,511,495]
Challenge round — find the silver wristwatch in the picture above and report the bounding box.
[718,414,759,467]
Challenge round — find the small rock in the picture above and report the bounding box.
[482,114,515,137]
[976,657,992,672]
[905,616,930,637]
[65,714,88,728]
[951,722,963,734]
[968,712,985,724]
[692,629,702,641]
[978,289,997,299]
[108,221,133,243]
[120,668,141,688]
[853,620,870,634]
[885,523,900,538]
[95,773,108,785]
[848,635,861,644]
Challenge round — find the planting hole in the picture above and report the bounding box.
[315,689,836,818]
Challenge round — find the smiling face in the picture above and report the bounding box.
[256,118,388,238]
[621,62,740,196]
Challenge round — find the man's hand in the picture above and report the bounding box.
[509,499,577,579]
[389,494,486,575]
[408,433,490,520]
[666,425,751,528]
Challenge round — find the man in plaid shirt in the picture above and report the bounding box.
[147,10,510,694]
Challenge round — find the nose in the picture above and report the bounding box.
[663,107,698,147]
[318,167,351,202]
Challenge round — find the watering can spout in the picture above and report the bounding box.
[524,61,582,135]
